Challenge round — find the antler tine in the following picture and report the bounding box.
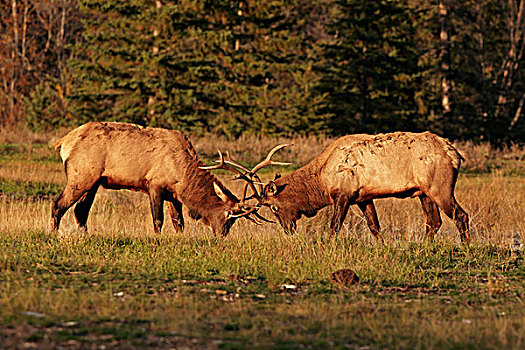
[223,151,252,174]
[222,152,265,186]
[250,144,293,175]
[241,181,251,203]
[244,214,263,225]
[200,150,262,202]
[230,204,276,224]
[220,151,266,196]
[229,205,260,219]
[251,211,276,224]
[199,150,227,170]
[200,150,247,179]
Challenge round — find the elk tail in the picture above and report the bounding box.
[441,137,465,170]
[54,133,76,164]
[54,137,64,151]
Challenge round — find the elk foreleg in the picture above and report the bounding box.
[357,200,383,242]
[74,182,100,231]
[148,187,164,234]
[167,197,184,233]
[329,192,353,237]
[419,194,442,240]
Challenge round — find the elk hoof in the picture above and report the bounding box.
[329,269,359,288]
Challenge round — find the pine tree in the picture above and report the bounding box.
[67,0,153,125]
[317,0,423,135]
[67,0,332,136]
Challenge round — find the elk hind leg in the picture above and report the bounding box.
[451,199,469,243]
[357,200,383,242]
[419,194,442,240]
[74,182,101,231]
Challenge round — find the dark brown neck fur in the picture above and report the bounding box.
[174,137,238,217]
[276,162,331,214]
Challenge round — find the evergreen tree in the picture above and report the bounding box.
[449,0,525,142]
[67,0,331,136]
[406,0,525,142]
[317,0,422,135]
[67,0,154,125]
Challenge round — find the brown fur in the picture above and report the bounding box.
[263,132,470,243]
[52,122,243,236]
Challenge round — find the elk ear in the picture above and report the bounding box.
[274,173,281,180]
[213,182,229,202]
[266,181,278,196]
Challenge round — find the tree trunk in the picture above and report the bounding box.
[509,90,525,130]
[8,0,19,125]
[148,1,163,121]
[359,71,368,132]
[494,0,524,127]
[439,0,453,137]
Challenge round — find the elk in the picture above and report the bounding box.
[224,132,470,243]
[51,122,259,236]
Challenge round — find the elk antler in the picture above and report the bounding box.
[200,150,265,205]
[250,144,293,175]
[200,145,292,224]
[215,151,265,196]
[218,144,293,180]
[213,144,293,201]
[243,211,277,225]
[230,205,276,224]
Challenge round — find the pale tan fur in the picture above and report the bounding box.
[321,132,464,201]
[263,131,470,242]
[51,122,242,236]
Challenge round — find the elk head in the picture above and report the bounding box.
[204,181,255,236]
[261,173,301,234]
[199,150,279,231]
[203,144,295,233]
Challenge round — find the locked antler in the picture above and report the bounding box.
[213,144,293,201]
[200,144,292,223]
[250,144,292,175]
[200,150,260,203]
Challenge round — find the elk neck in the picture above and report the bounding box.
[179,160,238,215]
[277,163,331,213]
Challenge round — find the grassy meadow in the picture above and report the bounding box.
[0,130,524,349]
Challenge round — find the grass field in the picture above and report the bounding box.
[0,132,524,349]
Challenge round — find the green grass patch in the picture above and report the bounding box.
[0,178,62,198]
[0,230,523,349]
[1,138,524,348]
[0,143,60,164]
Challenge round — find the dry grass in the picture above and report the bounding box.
[0,172,522,246]
[459,140,525,174]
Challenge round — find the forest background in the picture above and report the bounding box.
[1,0,524,143]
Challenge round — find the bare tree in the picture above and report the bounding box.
[497,0,525,130]
[439,0,453,136]
[0,0,79,127]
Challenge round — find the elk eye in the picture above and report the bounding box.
[226,211,232,218]
[270,205,279,213]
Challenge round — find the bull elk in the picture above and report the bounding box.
[51,122,258,236]
[222,132,470,243]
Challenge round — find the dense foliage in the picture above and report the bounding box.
[1,0,524,142]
